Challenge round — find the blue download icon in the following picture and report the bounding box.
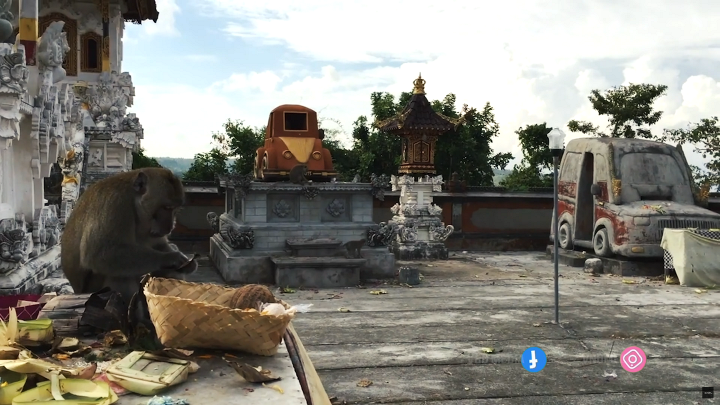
[521,347,547,372]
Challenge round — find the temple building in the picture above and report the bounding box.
[0,0,158,294]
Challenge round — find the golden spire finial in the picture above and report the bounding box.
[413,73,426,94]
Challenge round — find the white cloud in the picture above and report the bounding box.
[134,0,720,174]
[203,0,720,64]
[143,0,180,36]
[130,84,242,158]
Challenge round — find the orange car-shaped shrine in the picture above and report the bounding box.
[254,104,337,181]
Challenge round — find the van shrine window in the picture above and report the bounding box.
[559,152,582,182]
[595,154,608,182]
[81,32,102,72]
[284,112,308,131]
[39,13,78,77]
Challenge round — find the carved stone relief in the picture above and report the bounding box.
[370,173,389,201]
[301,186,319,200]
[0,204,33,274]
[0,44,29,146]
[326,199,345,218]
[206,212,254,249]
[40,0,82,19]
[88,148,103,167]
[429,224,454,242]
[78,12,101,34]
[273,200,292,218]
[367,222,397,247]
[426,203,443,216]
[397,222,418,243]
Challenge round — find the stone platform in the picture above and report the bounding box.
[209,179,396,284]
[546,245,663,276]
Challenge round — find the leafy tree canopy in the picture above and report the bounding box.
[500,123,554,191]
[132,148,162,169]
[663,116,720,187]
[183,120,264,181]
[568,83,668,139]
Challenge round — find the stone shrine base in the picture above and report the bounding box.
[392,241,449,261]
[210,234,396,286]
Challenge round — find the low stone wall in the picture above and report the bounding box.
[173,181,720,252]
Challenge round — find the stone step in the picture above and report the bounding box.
[272,257,366,288]
[285,238,343,257]
[545,245,663,276]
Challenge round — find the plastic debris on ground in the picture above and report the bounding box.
[147,396,190,405]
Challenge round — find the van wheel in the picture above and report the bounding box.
[593,228,612,257]
[258,156,268,181]
[558,222,572,250]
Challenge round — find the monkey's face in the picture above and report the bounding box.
[150,205,179,237]
[134,168,186,238]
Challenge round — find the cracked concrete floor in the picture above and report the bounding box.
[282,251,720,405]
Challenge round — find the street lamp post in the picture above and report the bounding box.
[547,128,566,325]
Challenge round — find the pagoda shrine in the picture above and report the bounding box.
[376,74,464,174]
[373,75,459,260]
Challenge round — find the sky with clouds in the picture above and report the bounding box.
[122,0,720,170]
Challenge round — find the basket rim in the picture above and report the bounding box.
[143,277,293,319]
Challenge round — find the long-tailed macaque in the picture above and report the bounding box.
[289,164,308,185]
[61,168,197,304]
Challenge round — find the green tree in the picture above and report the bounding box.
[183,148,230,181]
[132,148,162,169]
[350,92,406,180]
[319,117,360,181]
[433,96,512,185]
[663,116,720,188]
[184,120,265,181]
[568,83,668,139]
[500,123,554,190]
[212,120,265,175]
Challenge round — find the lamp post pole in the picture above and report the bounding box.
[547,128,566,325]
[553,155,560,324]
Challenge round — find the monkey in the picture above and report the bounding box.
[61,167,198,305]
[288,164,309,185]
[343,239,366,258]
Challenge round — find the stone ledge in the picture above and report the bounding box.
[273,257,365,288]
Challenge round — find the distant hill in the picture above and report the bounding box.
[493,169,511,186]
[155,157,193,177]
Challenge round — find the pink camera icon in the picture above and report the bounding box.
[620,346,646,372]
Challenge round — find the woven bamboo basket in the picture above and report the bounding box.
[143,277,294,356]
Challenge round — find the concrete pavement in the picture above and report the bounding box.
[283,252,719,404]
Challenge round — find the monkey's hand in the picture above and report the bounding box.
[161,251,194,270]
[176,258,198,274]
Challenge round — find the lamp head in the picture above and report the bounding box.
[547,128,566,150]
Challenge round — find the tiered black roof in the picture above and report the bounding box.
[375,74,464,133]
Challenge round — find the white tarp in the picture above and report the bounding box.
[661,229,720,287]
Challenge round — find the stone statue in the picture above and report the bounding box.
[37,21,70,83]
